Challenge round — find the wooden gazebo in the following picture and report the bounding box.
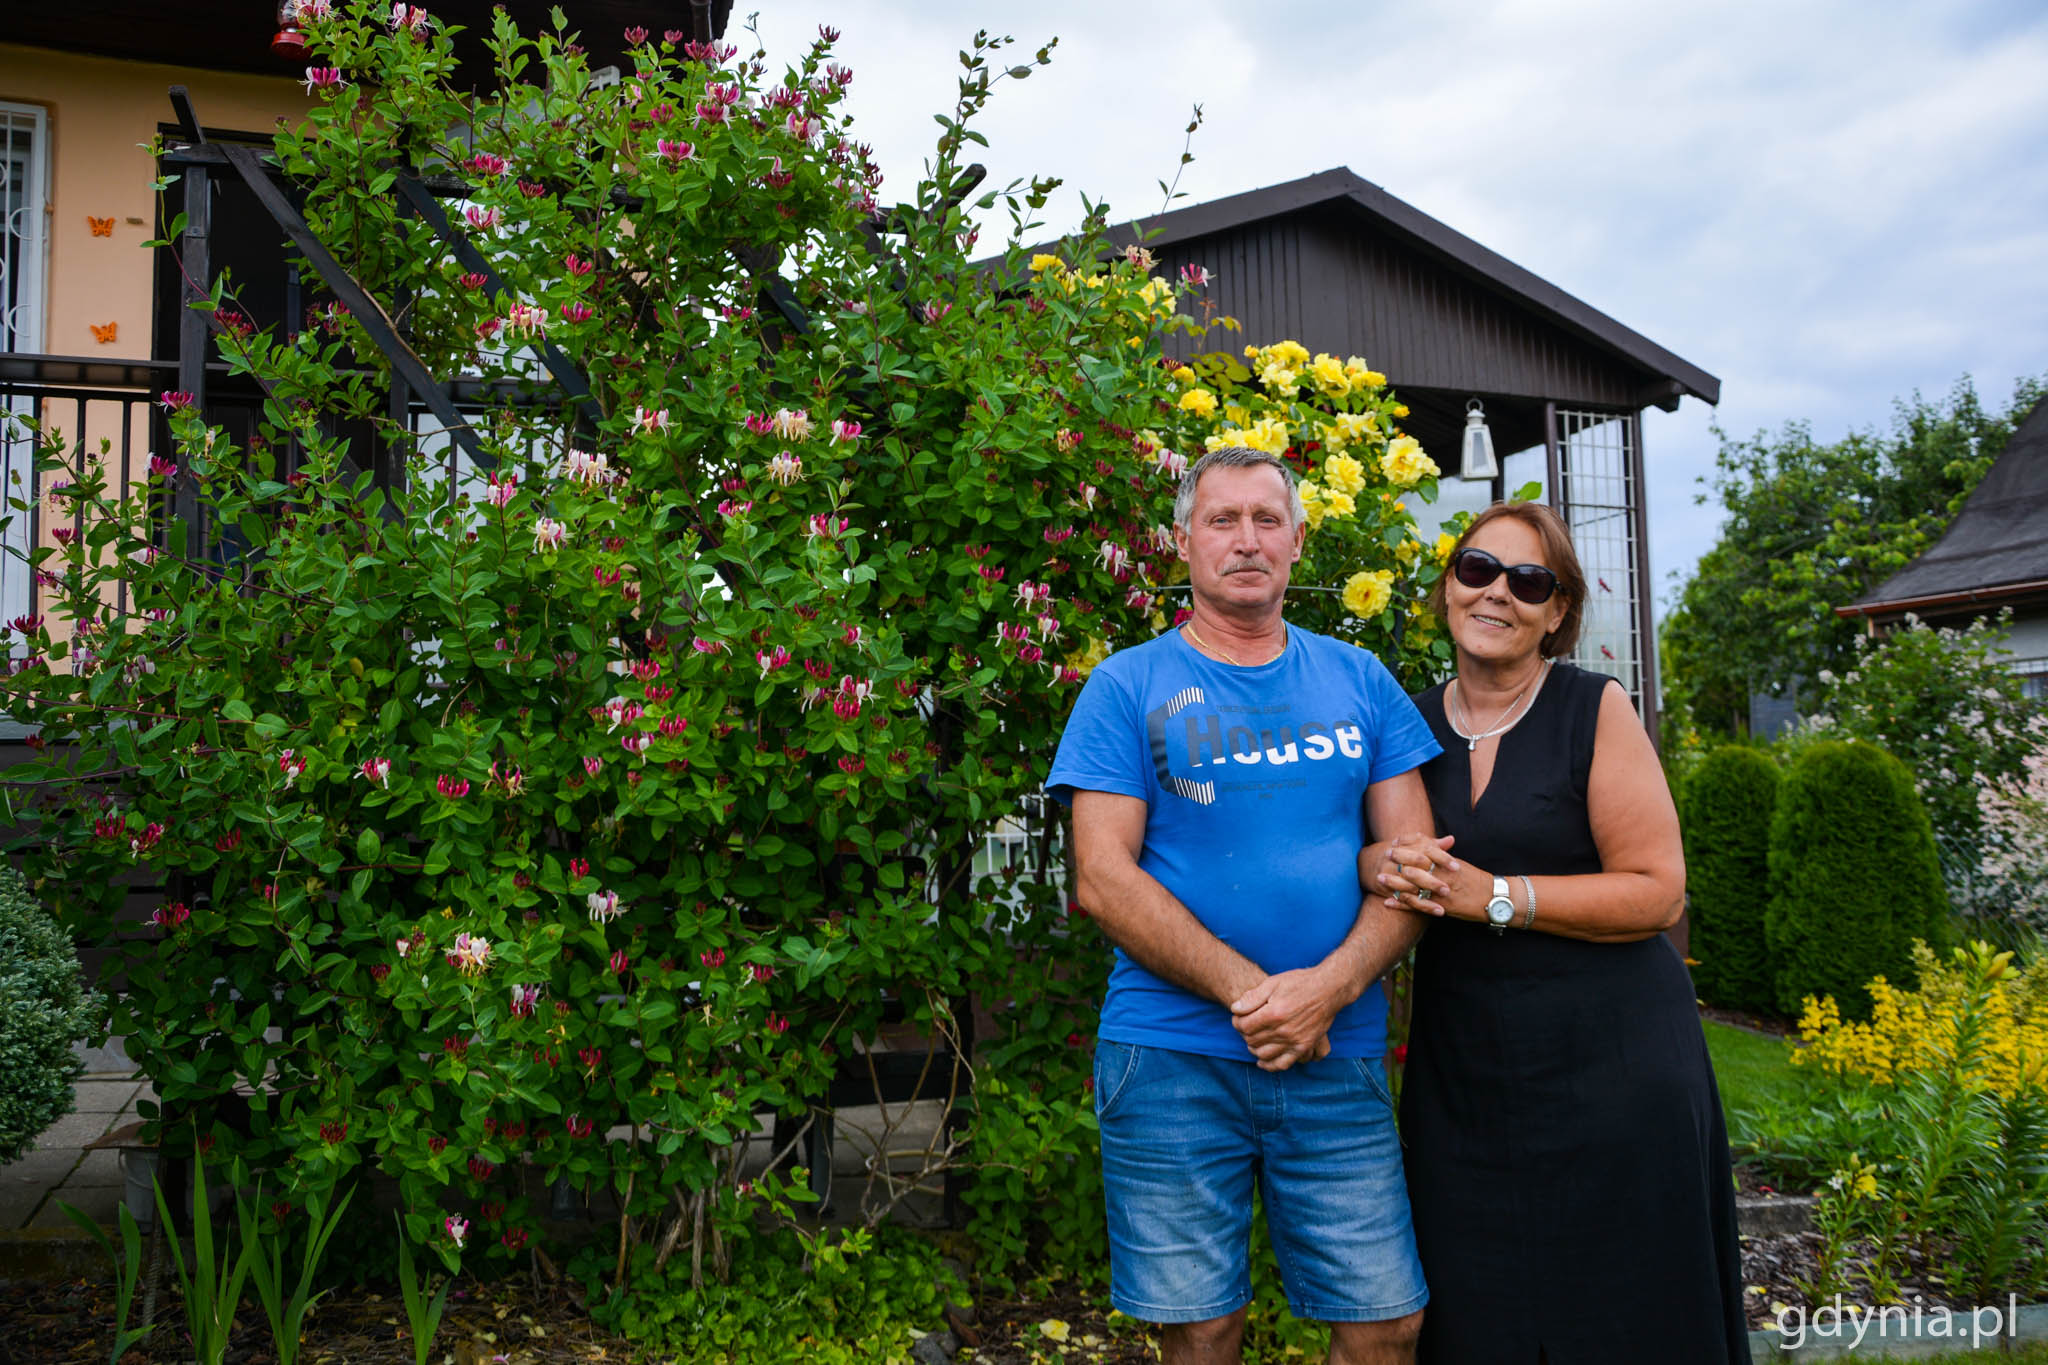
[1107,168,1721,737]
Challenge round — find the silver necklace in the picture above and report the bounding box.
[1448,659,1552,751]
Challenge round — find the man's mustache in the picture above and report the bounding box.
[1220,560,1271,574]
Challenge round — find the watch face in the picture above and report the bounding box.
[1487,898,1515,925]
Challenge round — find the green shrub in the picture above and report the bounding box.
[1682,745,1782,1014]
[1765,740,1942,1019]
[0,861,103,1163]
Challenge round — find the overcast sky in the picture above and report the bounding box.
[739,0,2048,612]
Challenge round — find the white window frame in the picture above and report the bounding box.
[0,99,50,355]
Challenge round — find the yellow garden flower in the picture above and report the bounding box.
[1434,532,1458,561]
[1171,365,1196,384]
[1138,277,1176,316]
[1269,339,1310,367]
[1323,489,1356,519]
[1029,253,1063,273]
[1223,404,1251,427]
[1343,569,1395,618]
[1300,479,1327,531]
[1178,388,1219,419]
[1381,435,1440,486]
[1391,402,1410,418]
[1316,422,1349,453]
[1334,411,1378,443]
[1071,636,1111,679]
[1323,452,1366,496]
[1259,360,1300,395]
[1311,354,1350,397]
[1243,416,1291,454]
[1395,537,1422,564]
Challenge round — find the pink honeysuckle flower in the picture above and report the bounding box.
[716,498,753,517]
[608,950,630,977]
[148,455,178,480]
[708,81,741,106]
[829,418,861,445]
[921,301,951,324]
[358,757,392,787]
[770,408,814,442]
[151,901,191,930]
[806,513,848,541]
[474,318,504,342]
[395,936,413,958]
[644,683,674,703]
[623,25,647,44]
[664,28,684,44]
[751,963,775,984]
[766,86,804,110]
[582,756,602,776]
[51,526,76,547]
[1156,447,1189,480]
[463,205,502,232]
[8,614,41,635]
[656,138,695,164]
[830,675,873,720]
[568,857,591,880]
[296,0,332,18]
[1096,541,1130,577]
[460,271,489,290]
[1075,482,1098,510]
[759,157,794,190]
[765,451,802,485]
[586,890,622,923]
[466,152,507,177]
[785,113,819,143]
[504,302,546,337]
[825,62,853,87]
[446,932,490,973]
[159,390,196,412]
[445,1214,468,1249]
[836,756,863,776]
[435,775,470,798]
[1180,263,1212,287]
[621,732,652,759]
[741,413,775,436]
[559,301,593,323]
[566,1114,595,1138]
[1125,588,1155,613]
[564,253,594,277]
[489,761,524,796]
[756,644,792,677]
[690,636,727,655]
[976,564,1005,583]
[390,3,430,33]
[302,67,345,95]
[818,23,841,41]
[841,624,863,648]
[657,715,688,738]
[531,517,567,552]
[560,448,612,485]
[602,698,643,731]
[1019,643,1044,664]
[509,983,542,1017]
[1172,606,1195,627]
[485,471,518,507]
[1014,580,1053,610]
[630,659,660,682]
[1037,612,1063,642]
[634,406,669,434]
[700,946,726,968]
[278,750,306,787]
[695,102,729,126]
[997,622,1030,646]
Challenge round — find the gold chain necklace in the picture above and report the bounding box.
[1182,622,1287,667]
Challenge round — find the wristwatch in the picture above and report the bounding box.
[1485,877,1516,935]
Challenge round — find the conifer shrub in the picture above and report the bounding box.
[1683,745,1781,1014]
[1765,740,1943,1019]
[0,862,103,1163]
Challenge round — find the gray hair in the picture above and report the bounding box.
[1172,446,1307,533]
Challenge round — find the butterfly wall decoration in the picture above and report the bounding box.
[89,322,118,344]
[87,216,115,237]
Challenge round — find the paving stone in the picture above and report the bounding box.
[66,1150,123,1188]
[68,1081,140,1115]
[0,1149,79,1190]
[30,1110,120,1150]
[0,1178,47,1230]
[71,1036,135,1077]
[31,1185,120,1229]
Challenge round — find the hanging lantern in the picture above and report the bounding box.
[272,1,309,59]
[1458,398,1498,482]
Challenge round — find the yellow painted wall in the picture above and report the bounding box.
[0,43,312,358]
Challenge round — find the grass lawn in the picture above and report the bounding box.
[1703,1017,1804,1122]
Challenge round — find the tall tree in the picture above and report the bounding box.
[1661,376,2045,738]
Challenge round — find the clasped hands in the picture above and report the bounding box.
[1229,966,1346,1072]
[1369,832,1480,919]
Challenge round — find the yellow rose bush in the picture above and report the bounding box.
[1161,340,1465,689]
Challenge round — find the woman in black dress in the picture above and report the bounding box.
[1371,502,1750,1364]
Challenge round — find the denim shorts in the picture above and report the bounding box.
[1092,1040,1427,1325]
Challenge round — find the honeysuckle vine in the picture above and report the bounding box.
[1,1,1453,1293]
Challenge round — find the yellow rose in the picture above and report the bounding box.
[1171,365,1196,384]
[1395,537,1421,564]
[1178,387,1218,419]
[1138,277,1176,316]
[1433,532,1458,561]
[1243,343,1262,360]
[1029,253,1063,273]
[1342,569,1394,618]
[1244,416,1291,454]
[1316,422,1348,453]
[1323,452,1366,496]
[1299,478,1324,507]
[1391,402,1410,418]
[1071,636,1111,679]
[1271,339,1310,367]
[1311,354,1349,396]
[1203,430,1244,453]
[1323,490,1356,519]
[1223,404,1250,427]
[1381,435,1440,487]
[1351,368,1387,392]
[1259,361,1300,395]
[1334,411,1378,442]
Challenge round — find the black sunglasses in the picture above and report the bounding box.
[1450,547,1560,605]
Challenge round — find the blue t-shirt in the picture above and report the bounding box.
[1047,625,1440,1061]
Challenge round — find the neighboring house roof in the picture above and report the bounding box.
[1840,392,2048,619]
[4,2,732,80]
[1101,166,1721,410]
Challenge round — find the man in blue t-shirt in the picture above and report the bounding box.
[1048,446,1441,1364]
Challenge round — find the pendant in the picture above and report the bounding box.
[1467,737,1479,751]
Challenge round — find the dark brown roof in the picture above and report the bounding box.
[3,2,733,82]
[1840,392,2048,619]
[1107,167,1719,411]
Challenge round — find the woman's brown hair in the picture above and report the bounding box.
[1427,501,1586,659]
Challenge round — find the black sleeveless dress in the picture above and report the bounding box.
[1401,664,1751,1364]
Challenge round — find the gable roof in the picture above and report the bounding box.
[1841,392,2048,618]
[1104,167,1720,408]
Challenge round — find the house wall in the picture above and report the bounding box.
[0,43,310,359]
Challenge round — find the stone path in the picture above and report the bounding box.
[0,1039,147,1235]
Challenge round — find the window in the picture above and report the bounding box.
[1,102,50,651]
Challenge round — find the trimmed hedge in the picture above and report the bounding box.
[1764,740,1944,1020]
[1681,745,1782,1014]
[0,862,102,1163]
